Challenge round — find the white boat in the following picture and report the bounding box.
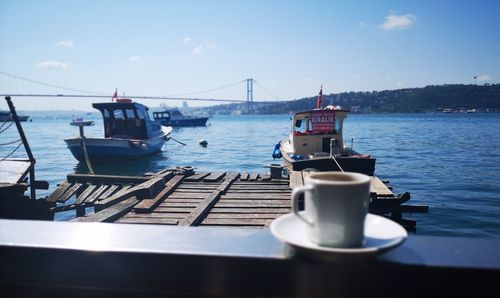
[275,87,376,176]
[64,98,172,163]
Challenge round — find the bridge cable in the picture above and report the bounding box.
[0,71,109,95]
[164,80,246,97]
[253,80,282,100]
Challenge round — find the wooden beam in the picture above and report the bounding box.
[134,175,185,213]
[74,184,97,205]
[46,181,71,202]
[94,176,168,212]
[179,173,239,226]
[57,183,83,203]
[184,173,210,182]
[67,173,149,184]
[203,172,226,182]
[73,197,140,222]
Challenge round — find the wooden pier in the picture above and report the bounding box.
[46,167,425,228]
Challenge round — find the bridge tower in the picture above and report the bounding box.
[246,78,253,113]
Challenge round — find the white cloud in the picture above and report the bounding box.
[55,40,74,48]
[379,14,416,31]
[474,75,491,81]
[35,60,71,69]
[304,78,312,82]
[183,37,192,44]
[129,56,141,62]
[358,21,367,28]
[193,44,204,55]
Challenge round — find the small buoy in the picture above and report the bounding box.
[199,139,208,147]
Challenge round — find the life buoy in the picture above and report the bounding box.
[272,142,282,159]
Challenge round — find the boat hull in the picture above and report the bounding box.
[157,117,209,127]
[64,137,166,163]
[282,155,376,176]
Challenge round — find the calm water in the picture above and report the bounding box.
[2,111,500,238]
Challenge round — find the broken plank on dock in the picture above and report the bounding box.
[98,184,120,200]
[74,184,97,205]
[203,172,226,182]
[73,197,140,222]
[184,173,210,182]
[94,176,167,211]
[57,183,83,203]
[134,175,185,213]
[46,181,71,202]
[248,173,260,181]
[239,172,249,181]
[84,185,109,204]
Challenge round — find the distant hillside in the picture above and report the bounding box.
[202,84,500,114]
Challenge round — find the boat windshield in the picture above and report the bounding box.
[293,110,337,135]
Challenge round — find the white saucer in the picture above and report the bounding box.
[270,212,407,262]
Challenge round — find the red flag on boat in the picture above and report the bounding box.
[316,85,323,109]
[112,89,118,102]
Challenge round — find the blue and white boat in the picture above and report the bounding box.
[64,98,172,162]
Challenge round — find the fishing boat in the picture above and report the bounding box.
[153,108,209,127]
[275,87,376,176]
[70,116,94,126]
[0,110,30,122]
[64,98,172,163]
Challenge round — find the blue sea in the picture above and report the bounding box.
[2,111,500,238]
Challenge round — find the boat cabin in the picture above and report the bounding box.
[92,100,162,140]
[290,107,349,155]
[153,108,182,121]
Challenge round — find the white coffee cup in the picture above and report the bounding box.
[291,171,371,248]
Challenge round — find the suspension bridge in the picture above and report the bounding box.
[0,71,283,109]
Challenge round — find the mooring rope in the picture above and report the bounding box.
[0,138,22,146]
[0,141,23,163]
[0,120,14,134]
[80,137,95,174]
[330,154,345,172]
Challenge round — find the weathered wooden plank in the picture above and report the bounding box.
[248,173,260,181]
[371,176,394,196]
[153,207,196,213]
[123,212,188,219]
[115,217,179,225]
[177,185,218,190]
[184,172,210,182]
[84,185,109,204]
[221,194,291,200]
[134,175,184,213]
[74,184,97,205]
[216,200,290,207]
[174,189,215,193]
[73,197,140,222]
[233,181,289,186]
[206,213,284,219]
[168,193,209,199]
[211,207,290,213]
[94,176,167,211]
[98,184,119,200]
[110,185,132,198]
[161,202,201,208]
[67,173,149,184]
[57,183,83,203]
[239,172,249,181]
[179,173,240,226]
[261,174,271,181]
[229,185,291,190]
[201,218,270,226]
[289,171,304,189]
[225,189,291,193]
[162,199,204,203]
[203,172,226,182]
[47,181,71,202]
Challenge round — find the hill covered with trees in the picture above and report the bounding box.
[202,84,500,114]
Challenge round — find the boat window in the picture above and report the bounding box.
[137,109,145,119]
[103,109,110,118]
[147,110,154,120]
[114,109,124,119]
[125,109,136,119]
[294,118,308,134]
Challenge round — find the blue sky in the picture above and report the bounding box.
[0,0,499,110]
